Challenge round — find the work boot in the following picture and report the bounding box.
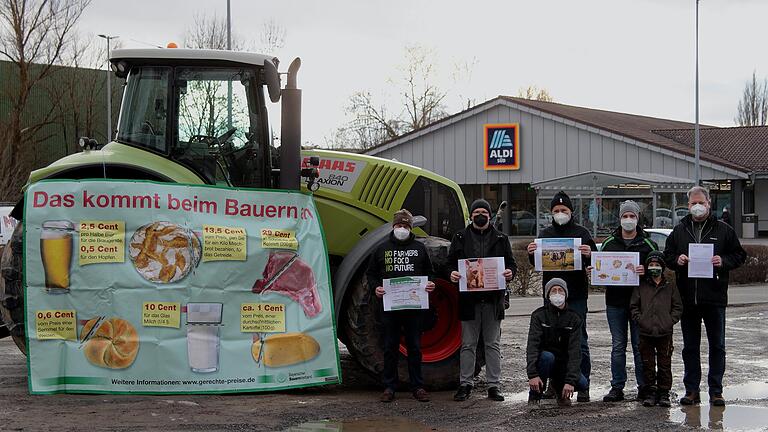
[642,395,656,407]
[576,389,590,402]
[413,388,430,402]
[657,391,671,408]
[637,386,646,401]
[680,391,701,405]
[487,387,505,401]
[542,383,557,399]
[528,390,542,405]
[710,393,726,407]
[453,384,472,402]
[380,388,395,403]
[603,387,624,402]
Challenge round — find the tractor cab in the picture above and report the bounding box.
[110,48,285,189]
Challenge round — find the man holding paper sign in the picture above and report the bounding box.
[596,200,659,403]
[449,199,516,402]
[527,191,596,402]
[367,209,435,403]
[664,186,746,407]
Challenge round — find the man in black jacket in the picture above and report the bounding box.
[367,209,435,403]
[598,200,659,402]
[664,186,747,407]
[449,199,517,402]
[527,278,588,406]
[527,191,596,402]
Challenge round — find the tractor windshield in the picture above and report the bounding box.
[116,65,270,188]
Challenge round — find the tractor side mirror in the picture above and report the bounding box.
[264,60,281,103]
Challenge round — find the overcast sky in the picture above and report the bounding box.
[79,0,768,146]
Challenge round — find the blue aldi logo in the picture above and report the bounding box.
[484,124,520,170]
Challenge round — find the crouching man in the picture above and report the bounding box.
[367,209,435,402]
[526,278,588,406]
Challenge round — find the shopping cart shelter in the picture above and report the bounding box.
[364,97,767,238]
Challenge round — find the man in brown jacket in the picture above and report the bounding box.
[630,251,683,407]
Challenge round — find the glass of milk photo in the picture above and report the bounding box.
[186,303,223,373]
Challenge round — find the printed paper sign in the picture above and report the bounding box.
[688,243,714,279]
[23,180,339,394]
[591,252,640,286]
[382,276,429,311]
[534,238,583,272]
[458,257,506,292]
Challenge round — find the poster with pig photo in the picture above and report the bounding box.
[458,257,506,292]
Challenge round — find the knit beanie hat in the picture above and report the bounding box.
[470,199,492,214]
[544,278,568,300]
[646,251,666,269]
[392,209,414,228]
[550,191,573,211]
[619,200,641,217]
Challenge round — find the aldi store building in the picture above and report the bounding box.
[363,96,768,238]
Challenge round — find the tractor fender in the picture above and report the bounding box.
[332,215,426,319]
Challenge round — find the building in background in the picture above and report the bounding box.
[364,97,766,238]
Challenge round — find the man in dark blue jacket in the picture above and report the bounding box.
[664,186,746,407]
[367,209,435,403]
[527,191,596,402]
[598,200,658,402]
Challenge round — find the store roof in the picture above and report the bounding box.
[653,126,768,172]
[365,96,758,174]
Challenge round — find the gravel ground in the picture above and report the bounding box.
[1,304,766,432]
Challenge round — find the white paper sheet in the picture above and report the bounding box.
[591,252,640,286]
[383,276,429,311]
[534,238,582,272]
[458,257,506,292]
[688,243,714,279]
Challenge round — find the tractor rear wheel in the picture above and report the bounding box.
[0,223,27,354]
[340,236,461,390]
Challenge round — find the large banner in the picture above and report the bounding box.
[23,180,340,394]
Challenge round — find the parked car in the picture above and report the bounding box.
[596,228,672,252]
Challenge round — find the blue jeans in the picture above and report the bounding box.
[681,305,726,396]
[606,305,644,390]
[381,310,423,391]
[533,351,589,395]
[567,298,591,384]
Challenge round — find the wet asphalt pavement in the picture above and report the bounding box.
[0,302,766,431]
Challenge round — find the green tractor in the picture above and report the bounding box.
[0,48,469,387]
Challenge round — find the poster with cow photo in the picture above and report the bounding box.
[534,238,582,272]
[458,257,506,292]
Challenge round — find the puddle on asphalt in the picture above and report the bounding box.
[669,405,768,431]
[720,382,768,401]
[284,417,437,431]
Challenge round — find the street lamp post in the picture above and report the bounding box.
[694,0,701,185]
[98,34,119,143]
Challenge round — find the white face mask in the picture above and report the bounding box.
[621,218,637,232]
[553,212,571,226]
[549,293,566,308]
[690,203,708,218]
[393,227,410,241]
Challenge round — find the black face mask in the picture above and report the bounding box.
[473,214,488,227]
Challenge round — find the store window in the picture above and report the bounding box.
[508,184,537,236]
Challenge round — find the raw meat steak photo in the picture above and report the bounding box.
[252,251,322,318]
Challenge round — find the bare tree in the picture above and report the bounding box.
[259,19,286,54]
[517,85,554,102]
[0,0,91,201]
[735,71,768,126]
[332,45,450,150]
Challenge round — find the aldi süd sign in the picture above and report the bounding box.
[483,124,520,170]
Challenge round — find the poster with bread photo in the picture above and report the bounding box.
[590,251,640,286]
[23,180,340,395]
